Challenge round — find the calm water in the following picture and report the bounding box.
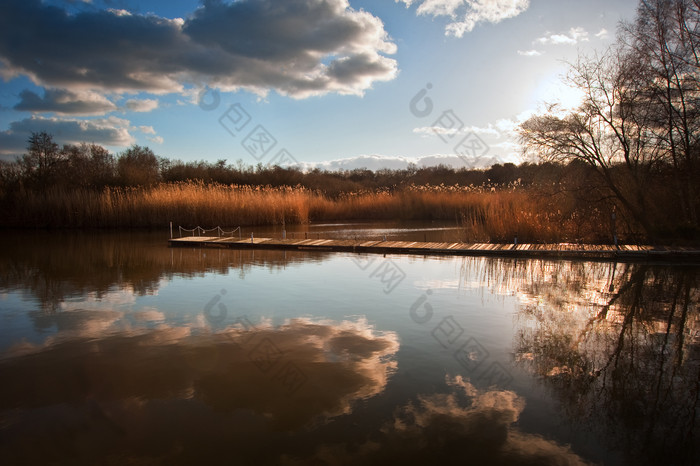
[0,228,698,465]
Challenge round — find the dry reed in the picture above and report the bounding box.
[5,181,610,242]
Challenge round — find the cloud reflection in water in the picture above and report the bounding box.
[282,375,588,465]
[0,317,399,463]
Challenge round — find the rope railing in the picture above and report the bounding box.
[178,226,204,236]
[177,225,242,238]
[219,226,241,237]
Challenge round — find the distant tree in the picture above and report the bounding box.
[61,143,115,187]
[117,145,159,186]
[85,143,116,186]
[0,159,21,193]
[20,132,63,186]
[486,163,518,184]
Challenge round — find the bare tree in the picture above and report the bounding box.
[622,0,700,227]
[520,48,660,238]
[20,132,62,186]
[520,0,700,241]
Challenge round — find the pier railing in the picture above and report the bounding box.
[175,225,242,239]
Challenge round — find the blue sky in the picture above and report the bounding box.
[0,0,639,170]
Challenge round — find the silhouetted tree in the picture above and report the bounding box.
[20,131,62,187]
[117,145,159,186]
[520,0,700,241]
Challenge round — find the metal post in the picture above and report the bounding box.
[169,221,173,239]
[251,232,254,244]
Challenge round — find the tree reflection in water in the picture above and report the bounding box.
[497,259,700,465]
[0,231,331,314]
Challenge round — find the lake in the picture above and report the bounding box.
[0,227,698,465]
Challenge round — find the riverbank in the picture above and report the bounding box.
[1,181,629,244]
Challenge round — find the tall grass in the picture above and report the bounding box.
[3,181,620,242]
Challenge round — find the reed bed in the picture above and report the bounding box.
[5,181,614,243]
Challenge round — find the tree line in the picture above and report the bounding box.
[0,131,569,195]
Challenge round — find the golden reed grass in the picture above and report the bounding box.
[7,181,608,242]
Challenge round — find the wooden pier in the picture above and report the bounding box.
[169,236,700,262]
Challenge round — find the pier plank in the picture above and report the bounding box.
[168,236,700,262]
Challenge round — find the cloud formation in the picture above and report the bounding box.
[1,316,399,430]
[535,26,589,45]
[0,115,136,155]
[517,49,543,56]
[0,0,397,99]
[124,98,159,113]
[299,152,506,171]
[595,28,609,39]
[397,0,530,37]
[13,88,117,115]
[283,375,590,465]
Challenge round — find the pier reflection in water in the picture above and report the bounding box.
[0,231,697,465]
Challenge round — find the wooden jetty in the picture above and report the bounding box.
[169,236,700,262]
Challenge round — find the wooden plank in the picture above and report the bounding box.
[168,237,700,262]
[227,237,272,244]
[171,236,219,242]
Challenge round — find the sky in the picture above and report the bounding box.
[0,0,640,170]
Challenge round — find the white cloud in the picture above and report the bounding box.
[595,28,609,39]
[124,98,159,113]
[137,125,164,144]
[535,27,589,45]
[399,0,530,37]
[407,111,532,167]
[107,8,131,17]
[413,126,459,138]
[416,0,464,17]
[517,49,543,57]
[298,153,505,172]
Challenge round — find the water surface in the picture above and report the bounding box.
[0,229,698,465]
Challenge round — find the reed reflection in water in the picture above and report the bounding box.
[0,231,698,464]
